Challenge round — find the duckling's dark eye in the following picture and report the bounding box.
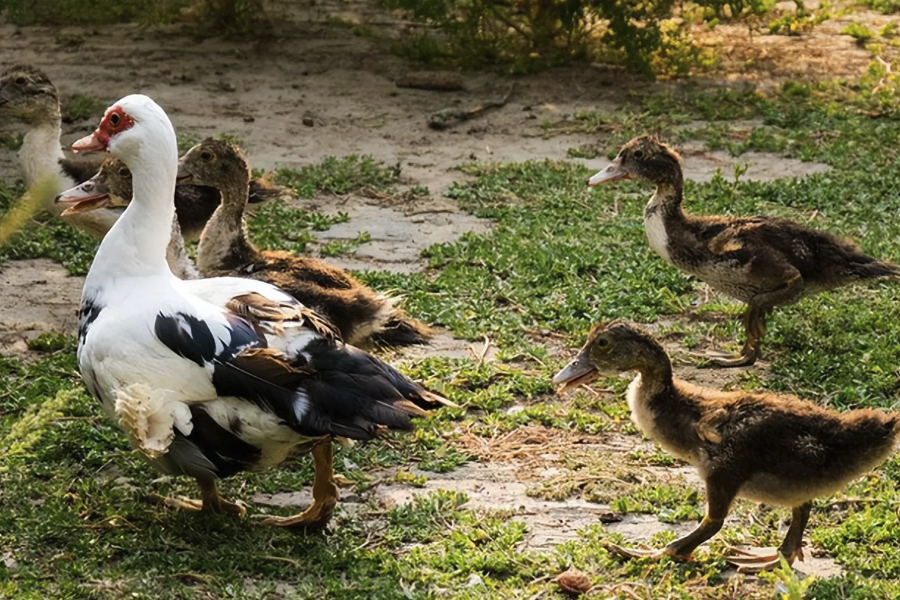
[596,338,610,348]
[633,150,644,160]
[110,113,121,127]
[118,167,129,176]
[14,76,26,85]
[200,151,213,161]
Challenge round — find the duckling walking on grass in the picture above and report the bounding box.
[554,321,900,571]
[588,136,899,367]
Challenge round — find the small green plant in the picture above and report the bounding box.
[393,470,428,487]
[0,133,24,152]
[61,94,104,123]
[319,231,372,257]
[177,132,203,154]
[26,333,71,353]
[247,201,346,254]
[841,23,875,44]
[768,0,831,35]
[274,155,400,198]
[182,0,267,35]
[862,0,900,13]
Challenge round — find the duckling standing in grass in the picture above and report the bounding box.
[176,138,432,348]
[554,321,900,571]
[588,136,899,367]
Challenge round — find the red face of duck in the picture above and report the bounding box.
[71,105,135,153]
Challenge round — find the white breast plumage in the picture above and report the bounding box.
[644,197,671,264]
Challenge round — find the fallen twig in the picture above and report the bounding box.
[428,83,516,131]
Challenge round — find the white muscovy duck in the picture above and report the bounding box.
[57,94,452,531]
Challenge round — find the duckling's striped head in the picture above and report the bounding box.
[553,320,668,393]
[587,135,682,187]
[0,64,60,125]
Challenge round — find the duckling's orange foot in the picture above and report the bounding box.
[258,501,336,534]
[149,492,246,516]
[602,541,688,562]
[725,546,802,573]
[203,496,247,517]
[149,492,204,512]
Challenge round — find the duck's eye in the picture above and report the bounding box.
[118,167,129,176]
[200,151,213,161]
[596,338,610,348]
[109,113,121,127]
[14,76,26,86]
[633,150,644,160]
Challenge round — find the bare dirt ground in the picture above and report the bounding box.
[0,0,879,581]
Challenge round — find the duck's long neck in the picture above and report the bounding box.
[18,119,71,191]
[85,154,177,291]
[196,179,256,273]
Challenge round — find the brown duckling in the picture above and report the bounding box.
[554,320,900,571]
[176,138,432,348]
[588,135,899,367]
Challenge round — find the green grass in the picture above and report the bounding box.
[6,72,900,598]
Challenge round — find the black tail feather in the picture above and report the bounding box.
[850,259,900,280]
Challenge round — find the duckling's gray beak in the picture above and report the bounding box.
[587,159,629,186]
[55,177,113,216]
[176,161,193,185]
[552,351,599,395]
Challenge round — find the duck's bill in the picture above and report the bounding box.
[552,352,599,395]
[71,130,109,153]
[176,161,193,184]
[587,160,629,186]
[55,181,113,217]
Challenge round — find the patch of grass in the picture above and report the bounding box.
[26,332,71,353]
[61,93,105,123]
[841,22,875,44]
[0,178,98,275]
[273,155,401,198]
[862,0,900,13]
[0,132,24,152]
[319,231,372,257]
[248,201,349,255]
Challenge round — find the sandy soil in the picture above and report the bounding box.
[0,0,872,578]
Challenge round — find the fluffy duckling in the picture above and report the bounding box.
[588,136,899,367]
[0,64,121,237]
[176,138,432,348]
[554,320,900,571]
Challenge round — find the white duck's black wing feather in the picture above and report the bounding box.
[153,287,450,443]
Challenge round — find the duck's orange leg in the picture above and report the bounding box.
[260,441,338,533]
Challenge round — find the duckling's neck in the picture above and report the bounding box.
[644,180,687,264]
[18,119,71,192]
[625,347,703,463]
[197,180,257,273]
